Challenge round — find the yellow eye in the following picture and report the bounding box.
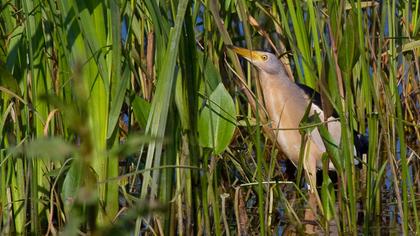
[261,55,268,61]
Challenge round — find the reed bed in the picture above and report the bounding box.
[0,0,419,235]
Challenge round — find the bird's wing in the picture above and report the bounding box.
[296,83,321,107]
[296,83,339,118]
[297,83,369,159]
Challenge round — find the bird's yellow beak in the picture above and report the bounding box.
[228,46,264,61]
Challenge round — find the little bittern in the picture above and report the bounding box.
[229,46,366,190]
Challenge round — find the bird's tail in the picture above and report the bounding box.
[354,132,369,167]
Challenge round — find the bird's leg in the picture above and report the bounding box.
[303,141,323,234]
[303,141,322,203]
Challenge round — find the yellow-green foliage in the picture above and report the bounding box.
[0,0,418,235]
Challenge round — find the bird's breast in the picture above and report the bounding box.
[258,74,332,166]
[260,79,309,162]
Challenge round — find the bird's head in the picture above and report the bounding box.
[229,46,282,74]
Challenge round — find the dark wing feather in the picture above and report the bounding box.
[297,83,368,158]
[296,83,322,107]
[354,132,369,158]
[296,83,339,117]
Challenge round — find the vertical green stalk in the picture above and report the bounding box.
[160,106,177,235]
[254,97,265,235]
[385,0,409,234]
[343,71,357,233]
[22,1,41,233]
[306,0,322,77]
[58,0,117,225]
[283,0,316,87]
[82,2,111,223]
[413,0,420,34]
[394,84,409,236]
[22,0,56,232]
[11,129,26,234]
[2,2,27,231]
[200,149,211,234]
[354,0,373,232]
[179,2,202,233]
[106,0,124,220]
[236,0,255,118]
[136,0,189,232]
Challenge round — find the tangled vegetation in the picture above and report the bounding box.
[0,0,419,235]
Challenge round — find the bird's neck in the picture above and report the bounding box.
[258,70,296,100]
[259,70,295,87]
[258,70,308,127]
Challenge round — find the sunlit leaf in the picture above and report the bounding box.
[338,13,360,73]
[132,95,151,129]
[0,63,21,97]
[198,83,236,154]
[61,159,83,213]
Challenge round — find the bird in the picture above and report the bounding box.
[228,46,367,191]
[228,46,370,234]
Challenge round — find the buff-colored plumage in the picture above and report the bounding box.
[230,46,342,190]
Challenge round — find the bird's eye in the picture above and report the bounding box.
[261,55,268,61]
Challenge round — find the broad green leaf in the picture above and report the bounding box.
[338,13,360,73]
[224,0,232,11]
[61,159,83,213]
[107,0,126,139]
[175,71,190,129]
[198,83,236,154]
[202,53,221,91]
[132,95,151,129]
[0,63,21,97]
[316,118,342,172]
[107,66,129,139]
